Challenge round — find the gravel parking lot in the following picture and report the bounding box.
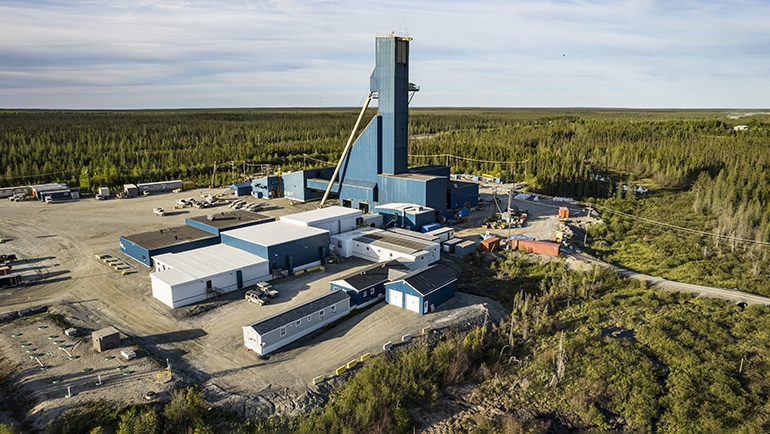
[0,188,535,428]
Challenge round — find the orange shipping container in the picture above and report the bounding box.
[479,236,501,253]
[511,239,560,257]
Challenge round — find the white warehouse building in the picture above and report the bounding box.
[280,205,362,235]
[151,244,270,308]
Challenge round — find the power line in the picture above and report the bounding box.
[408,153,528,165]
[583,201,770,248]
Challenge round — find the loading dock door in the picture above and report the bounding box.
[405,294,420,313]
[388,289,403,308]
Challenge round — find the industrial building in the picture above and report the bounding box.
[330,260,410,307]
[120,226,220,267]
[243,290,351,355]
[185,210,274,236]
[221,221,330,274]
[385,263,457,315]
[30,183,78,202]
[151,244,270,309]
[280,206,362,235]
[330,227,440,269]
[248,34,478,221]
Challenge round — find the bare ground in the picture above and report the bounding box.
[0,188,545,430]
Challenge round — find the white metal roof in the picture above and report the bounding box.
[280,205,362,225]
[224,221,329,246]
[153,244,266,285]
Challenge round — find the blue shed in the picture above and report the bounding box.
[330,260,410,308]
[385,264,457,315]
[230,181,252,197]
[120,226,220,267]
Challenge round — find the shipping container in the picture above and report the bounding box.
[511,239,560,257]
[0,266,11,276]
[558,207,570,219]
[98,187,110,197]
[479,237,500,253]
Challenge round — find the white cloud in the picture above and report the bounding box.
[1,0,769,108]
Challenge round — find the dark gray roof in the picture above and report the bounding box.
[187,211,274,230]
[398,264,457,296]
[248,290,350,335]
[355,232,433,252]
[121,226,218,251]
[338,260,410,291]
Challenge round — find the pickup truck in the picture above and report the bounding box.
[245,290,268,305]
[256,281,279,298]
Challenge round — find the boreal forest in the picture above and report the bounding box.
[2,109,770,433]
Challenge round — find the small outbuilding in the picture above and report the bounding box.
[280,205,362,235]
[330,260,410,307]
[243,290,350,356]
[385,264,457,315]
[92,326,121,352]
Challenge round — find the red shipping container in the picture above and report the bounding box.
[0,266,11,276]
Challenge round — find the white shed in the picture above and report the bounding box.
[151,244,270,308]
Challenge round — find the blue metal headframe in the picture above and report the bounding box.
[370,35,411,175]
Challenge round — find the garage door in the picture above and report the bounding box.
[405,294,420,313]
[388,289,403,308]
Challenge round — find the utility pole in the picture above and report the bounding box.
[507,188,513,249]
[583,205,592,247]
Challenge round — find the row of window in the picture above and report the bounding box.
[278,305,337,337]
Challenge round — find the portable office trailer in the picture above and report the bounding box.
[137,180,183,194]
[280,206,362,235]
[243,291,350,355]
[0,186,32,199]
[92,326,120,352]
[385,264,457,315]
[330,260,409,307]
[221,221,330,274]
[454,240,478,257]
[120,226,220,267]
[151,244,271,309]
[442,238,462,254]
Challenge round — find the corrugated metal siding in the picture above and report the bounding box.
[340,116,382,184]
[120,236,152,267]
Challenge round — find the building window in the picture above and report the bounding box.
[295,319,301,327]
[331,305,337,314]
[280,327,286,337]
[370,288,375,295]
[308,315,312,322]
[319,310,325,320]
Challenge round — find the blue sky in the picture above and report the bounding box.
[2,0,769,109]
